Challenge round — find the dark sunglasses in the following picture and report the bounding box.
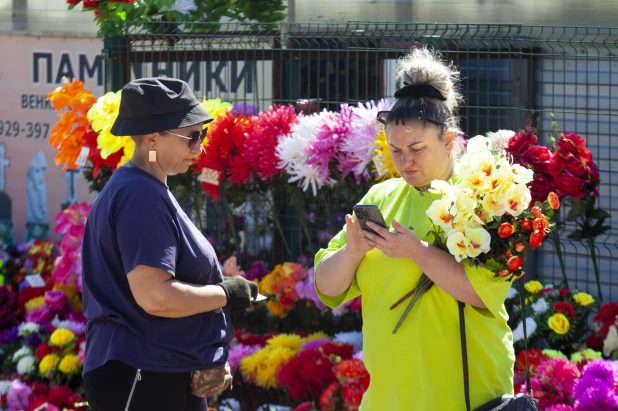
[376,110,443,126]
[164,127,208,149]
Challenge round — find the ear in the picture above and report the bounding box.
[143,132,159,150]
[444,129,455,152]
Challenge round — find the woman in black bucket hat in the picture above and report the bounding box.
[81,77,258,411]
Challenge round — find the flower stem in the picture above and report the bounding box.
[392,274,434,334]
[587,238,602,302]
[550,229,569,288]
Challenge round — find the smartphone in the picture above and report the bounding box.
[353,205,388,235]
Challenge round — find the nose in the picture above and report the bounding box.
[401,151,414,166]
[191,141,204,155]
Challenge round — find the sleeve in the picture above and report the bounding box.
[464,259,512,319]
[313,185,381,308]
[113,186,180,276]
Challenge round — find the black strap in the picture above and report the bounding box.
[459,278,531,411]
[458,301,472,411]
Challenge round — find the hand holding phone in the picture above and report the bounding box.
[353,205,388,236]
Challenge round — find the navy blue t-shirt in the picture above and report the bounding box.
[82,165,232,374]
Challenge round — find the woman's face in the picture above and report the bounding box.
[386,120,453,188]
[155,124,205,174]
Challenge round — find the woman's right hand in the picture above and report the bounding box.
[344,214,374,257]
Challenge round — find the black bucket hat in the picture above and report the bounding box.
[110,77,213,136]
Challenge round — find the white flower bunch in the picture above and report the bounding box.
[425,135,534,262]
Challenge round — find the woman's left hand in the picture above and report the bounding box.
[364,219,422,260]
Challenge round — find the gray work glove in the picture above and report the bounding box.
[216,276,258,309]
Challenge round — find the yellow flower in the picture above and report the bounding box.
[504,184,532,217]
[570,349,602,365]
[426,199,455,232]
[446,231,469,263]
[267,300,287,318]
[267,333,304,351]
[372,130,400,181]
[239,347,268,383]
[88,91,134,166]
[200,98,232,120]
[524,281,544,294]
[573,292,595,307]
[50,328,75,347]
[259,273,276,296]
[303,331,330,344]
[548,313,570,335]
[254,346,296,389]
[39,354,60,376]
[25,296,45,313]
[58,354,81,374]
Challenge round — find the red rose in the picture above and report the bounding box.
[531,206,542,219]
[507,256,524,271]
[521,146,560,176]
[529,231,544,248]
[66,0,80,3]
[35,343,55,360]
[30,382,49,396]
[498,222,515,238]
[68,394,87,410]
[294,402,315,411]
[48,386,73,408]
[498,269,511,278]
[28,397,50,411]
[520,218,533,231]
[547,192,560,210]
[514,242,526,253]
[557,132,587,155]
[559,288,571,297]
[560,154,589,177]
[533,217,549,232]
[507,130,537,157]
[585,332,604,351]
[82,0,99,6]
[555,173,585,199]
[593,302,618,324]
[553,301,576,318]
[529,175,554,206]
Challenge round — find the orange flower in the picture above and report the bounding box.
[47,78,96,171]
[547,192,560,210]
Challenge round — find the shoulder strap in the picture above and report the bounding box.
[458,301,471,411]
[459,278,532,411]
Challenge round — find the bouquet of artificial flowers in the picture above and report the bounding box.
[394,135,560,333]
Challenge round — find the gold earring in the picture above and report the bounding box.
[149,150,157,162]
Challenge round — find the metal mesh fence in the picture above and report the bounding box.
[104,22,618,299]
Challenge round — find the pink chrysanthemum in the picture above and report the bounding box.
[340,99,391,181]
[306,104,354,180]
[242,104,297,181]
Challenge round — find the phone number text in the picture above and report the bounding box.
[0,120,50,139]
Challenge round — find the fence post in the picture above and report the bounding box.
[103,36,127,93]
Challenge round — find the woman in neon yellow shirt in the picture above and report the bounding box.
[315,48,515,410]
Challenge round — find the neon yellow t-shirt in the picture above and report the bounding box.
[315,178,515,410]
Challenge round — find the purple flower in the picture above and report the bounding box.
[302,338,329,351]
[545,405,575,411]
[228,344,261,371]
[295,268,326,311]
[580,359,618,386]
[45,290,68,312]
[317,231,333,245]
[245,261,269,282]
[7,379,32,410]
[0,286,19,330]
[574,379,618,410]
[297,254,312,268]
[25,307,53,325]
[0,325,20,344]
[67,311,87,323]
[25,333,41,347]
[231,102,259,116]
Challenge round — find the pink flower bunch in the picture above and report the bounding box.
[52,203,91,290]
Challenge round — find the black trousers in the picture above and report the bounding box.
[83,360,207,411]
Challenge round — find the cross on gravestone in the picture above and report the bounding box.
[0,144,11,192]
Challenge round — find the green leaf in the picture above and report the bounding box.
[567,230,586,241]
[590,208,612,220]
[568,198,586,215]
[566,208,581,222]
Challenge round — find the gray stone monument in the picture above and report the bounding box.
[0,143,15,247]
[24,152,49,241]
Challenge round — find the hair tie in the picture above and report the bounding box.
[394,84,446,101]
